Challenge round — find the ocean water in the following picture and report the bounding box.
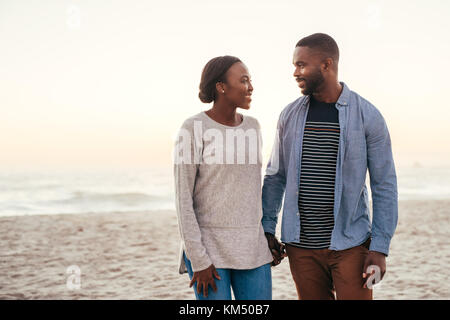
[0,166,449,217]
[0,167,175,216]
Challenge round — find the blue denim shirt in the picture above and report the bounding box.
[262,82,398,256]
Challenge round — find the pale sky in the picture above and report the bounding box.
[1,0,450,170]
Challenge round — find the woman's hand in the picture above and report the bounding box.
[189,264,221,297]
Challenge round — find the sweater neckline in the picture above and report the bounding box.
[201,111,246,128]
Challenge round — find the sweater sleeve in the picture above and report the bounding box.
[173,121,212,272]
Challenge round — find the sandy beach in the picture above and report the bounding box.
[1,200,449,300]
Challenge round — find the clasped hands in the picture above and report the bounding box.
[265,232,287,266]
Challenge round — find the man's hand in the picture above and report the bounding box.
[265,232,287,266]
[362,251,386,288]
[189,264,221,297]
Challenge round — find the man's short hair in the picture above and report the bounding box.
[296,33,339,63]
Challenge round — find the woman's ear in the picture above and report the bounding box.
[215,82,225,94]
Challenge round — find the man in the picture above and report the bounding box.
[262,33,398,300]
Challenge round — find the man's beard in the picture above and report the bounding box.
[300,68,325,95]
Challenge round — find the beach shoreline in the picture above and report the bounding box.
[1,200,449,299]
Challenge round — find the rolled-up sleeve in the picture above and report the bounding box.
[365,107,398,256]
[262,113,287,235]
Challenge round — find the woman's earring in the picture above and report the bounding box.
[222,90,225,93]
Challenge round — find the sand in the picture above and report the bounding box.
[1,200,449,300]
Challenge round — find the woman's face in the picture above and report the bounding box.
[221,62,253,109]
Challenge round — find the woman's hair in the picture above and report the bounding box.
[198,55,242,103]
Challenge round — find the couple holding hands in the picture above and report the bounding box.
[174,33,398,300]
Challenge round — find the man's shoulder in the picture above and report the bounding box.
[347,89,388,125]
[348,89,380,113]
[279,96,306,121]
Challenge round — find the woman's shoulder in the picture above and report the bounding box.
[179,112,206,130]
[243,114,261,129]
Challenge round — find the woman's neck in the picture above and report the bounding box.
[206,102,242,126]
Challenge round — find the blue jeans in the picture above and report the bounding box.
[183,252,272,300]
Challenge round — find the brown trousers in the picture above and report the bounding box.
[285,238,373,300]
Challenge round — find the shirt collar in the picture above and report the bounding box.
[299,81,350,108]
[336,81,350,107]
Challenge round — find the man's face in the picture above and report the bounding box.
[293,46,325,95]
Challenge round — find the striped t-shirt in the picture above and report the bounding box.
[291,95,340,249]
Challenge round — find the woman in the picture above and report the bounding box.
[174,56,273,300]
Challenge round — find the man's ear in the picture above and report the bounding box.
[323,58,334,71]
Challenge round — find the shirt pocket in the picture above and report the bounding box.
[345,130,366,161]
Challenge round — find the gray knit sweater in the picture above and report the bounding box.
[174,111,273,274]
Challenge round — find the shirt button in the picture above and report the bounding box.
[296,212,300,216]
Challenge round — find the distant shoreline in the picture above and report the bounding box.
[0,198,446,218]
